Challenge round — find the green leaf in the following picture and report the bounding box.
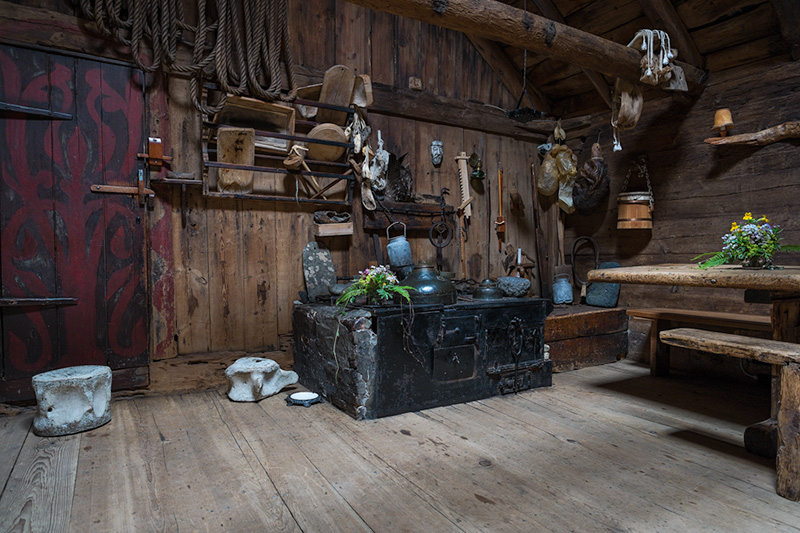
[393,287,409,299]
[691,252,719,261]
[698,253,728,269]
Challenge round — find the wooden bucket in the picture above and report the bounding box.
[617,192,653,229]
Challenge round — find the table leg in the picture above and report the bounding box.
[777,362,800,501]
[772,296,800,343]
[649,319,670,377]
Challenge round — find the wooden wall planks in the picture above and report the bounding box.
[8,0,793,361]
[563,58,800,315]
[134,1,537,355]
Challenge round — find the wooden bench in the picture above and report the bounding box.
[660,328,800,502]
[627,308,771,376]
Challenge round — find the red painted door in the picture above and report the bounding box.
[0,45,148,400]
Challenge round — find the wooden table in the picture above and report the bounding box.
[589,263,800,499]
[587,263,800,345]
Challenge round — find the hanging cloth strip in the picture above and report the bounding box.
[610,78,644,152]
[77,0,298,113]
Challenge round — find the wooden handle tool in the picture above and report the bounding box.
[530,162,550,299]
[495,162,505,252]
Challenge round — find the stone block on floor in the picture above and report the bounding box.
[225,357,298,402]
[32,365,112,437]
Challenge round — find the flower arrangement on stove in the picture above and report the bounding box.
[336,265,415,309]
[693,213,800,269]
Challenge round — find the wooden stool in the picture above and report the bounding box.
[32,365,112,437]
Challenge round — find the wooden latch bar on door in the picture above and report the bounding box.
[91,169,155,206]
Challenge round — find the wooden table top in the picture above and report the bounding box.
[587,263,800,292]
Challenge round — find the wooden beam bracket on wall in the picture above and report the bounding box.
[703,121,800,146]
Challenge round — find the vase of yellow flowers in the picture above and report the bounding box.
[694,213,800,269]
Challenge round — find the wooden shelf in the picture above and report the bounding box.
[200,96,356,206]
[363,200,456,230]
[704,121,800,146]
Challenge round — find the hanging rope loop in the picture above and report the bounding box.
[77,0,298,112]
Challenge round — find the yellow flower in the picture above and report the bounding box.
[730,222,739,231]
[743,212,753,221]
[760,216,769,223]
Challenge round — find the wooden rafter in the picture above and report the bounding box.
[531,0,612,109]
[465,35,552,114]
[342,0,706,90]
[293,65,551,142]
[637,0,705,68]
[770,0,800,60]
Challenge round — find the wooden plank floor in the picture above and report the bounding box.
[2,361,799,532]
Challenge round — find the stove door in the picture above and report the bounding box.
[432,345,475,381]
[432,315,480,381]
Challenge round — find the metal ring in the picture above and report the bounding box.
[429,222,453,248]
[571,236,599,287]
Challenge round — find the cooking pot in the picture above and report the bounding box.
[473,279,504,300]
[403,264,457,305]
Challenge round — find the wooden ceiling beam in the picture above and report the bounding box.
[770,0,800,60]
[530,0,612,108]
[637,0,705,68]
[343,0,706,90]
[465,35,552,113]
[292,66,550,142]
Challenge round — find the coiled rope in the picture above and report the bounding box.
[77,0,297,113]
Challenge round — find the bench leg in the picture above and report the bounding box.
[649,319,670,377]
[777,362,800,501]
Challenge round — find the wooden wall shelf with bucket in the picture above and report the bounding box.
[617,156,653,230]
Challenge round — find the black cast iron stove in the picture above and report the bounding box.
[292,297,553,420]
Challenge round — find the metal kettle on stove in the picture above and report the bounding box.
[386,222,413,279]
[403,263,458,305]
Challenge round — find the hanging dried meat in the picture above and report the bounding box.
[538,144,578,214]
[573,142,610,216]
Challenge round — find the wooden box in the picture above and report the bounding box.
[545,305,628,372]
[314,222,353,237]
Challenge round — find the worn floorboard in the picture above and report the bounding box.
[0,424,80,533]
[2,361,799,532]
[0,414,31,493]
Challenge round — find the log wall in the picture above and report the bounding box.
[565,58,800,313]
